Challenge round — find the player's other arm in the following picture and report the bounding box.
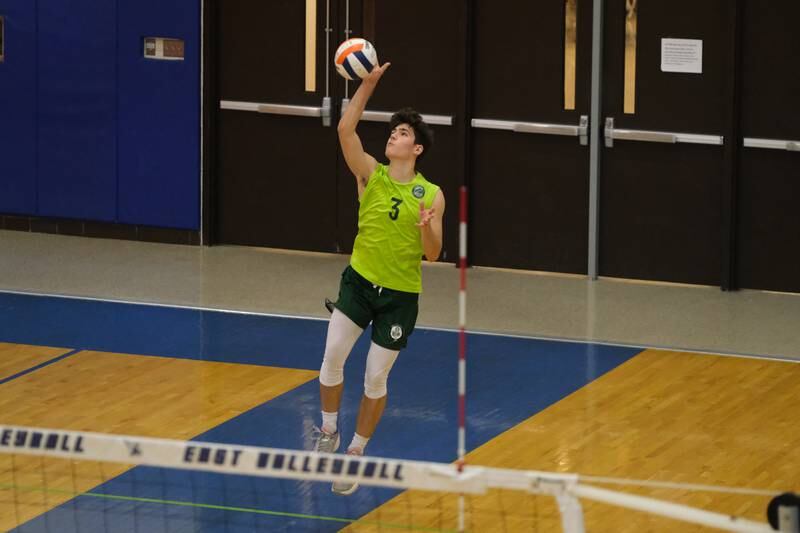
[337,64,389,197]
[417,190,445,262]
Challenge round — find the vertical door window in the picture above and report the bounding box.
[624,0,638,113]
[564,0,578,110]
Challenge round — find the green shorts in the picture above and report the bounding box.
[333,265,419,350]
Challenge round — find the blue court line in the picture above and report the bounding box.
[0,348,82,385]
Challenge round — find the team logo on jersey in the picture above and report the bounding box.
[390,324,403,341]
[412,185,425,199]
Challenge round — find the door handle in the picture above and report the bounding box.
[471,116,589,145]
[604,118,722,148]
[340,99,454,126]
[743,137,800,152]
[220,98,332,126]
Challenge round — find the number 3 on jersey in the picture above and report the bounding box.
[389,197,403,220]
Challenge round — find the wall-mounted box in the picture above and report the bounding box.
[143,37,184,60]
[0,16,5,62]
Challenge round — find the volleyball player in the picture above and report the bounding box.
[313,63,445,495]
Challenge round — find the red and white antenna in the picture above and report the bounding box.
[457,185,468,532]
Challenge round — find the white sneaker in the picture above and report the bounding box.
[332,447,363,496]
[313,428,340,454]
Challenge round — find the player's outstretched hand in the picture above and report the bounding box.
[363,62,390,86]
[416,201,436,228]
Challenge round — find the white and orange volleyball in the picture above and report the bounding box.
[334,38,379,80]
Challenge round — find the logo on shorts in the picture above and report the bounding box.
[412,185,425,199]
[390,324,403,341]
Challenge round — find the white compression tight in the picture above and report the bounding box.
[319,309,400,399]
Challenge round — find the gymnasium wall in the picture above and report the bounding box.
[0,0,200,230]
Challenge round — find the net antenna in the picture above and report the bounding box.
[454,187,584,532]
[457,185,468,531]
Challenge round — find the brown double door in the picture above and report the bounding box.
[599,0,800,291]
[599,0,736,285]
[469,1,593,273]
[214,0,462,260]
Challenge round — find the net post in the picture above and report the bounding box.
[556,479,586,533]
[556,491,586,533]
[528,474,586,533]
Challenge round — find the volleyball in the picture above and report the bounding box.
[334,38,379,80]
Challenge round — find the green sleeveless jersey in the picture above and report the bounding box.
[350,164,441,293]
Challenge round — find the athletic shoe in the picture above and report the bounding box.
[332,447,363,495]
[313,427,340,454]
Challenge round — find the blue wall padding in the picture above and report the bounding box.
[0,1,37,214]
[37,0,117,221]
[117,0,200,229]
[0,0,200,229]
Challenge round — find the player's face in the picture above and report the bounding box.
[385,124,423,161]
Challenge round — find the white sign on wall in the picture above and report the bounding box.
[661,38,703,74]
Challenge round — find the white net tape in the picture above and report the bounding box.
[0,425,779,532]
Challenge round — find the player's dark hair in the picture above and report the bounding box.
[389,108,434,161]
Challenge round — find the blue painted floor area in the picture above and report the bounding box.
[0,292,328,368]
[1,292,641,532]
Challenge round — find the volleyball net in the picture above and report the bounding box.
[2,424,795,532]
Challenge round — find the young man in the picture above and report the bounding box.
[314,62,445,495]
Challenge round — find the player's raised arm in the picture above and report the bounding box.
[337,63,390,196]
